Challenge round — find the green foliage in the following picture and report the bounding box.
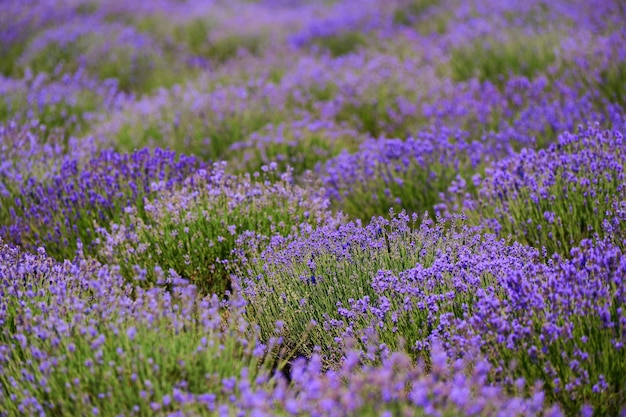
[1,86,106,135]
[393,0,440,26]
[448,33,558,86]
[171,18,266,63]
[0,43,26,77]
[113,105,275,161]
[598,61,626,109]
[75,2,99,15]
[21,33,183,94]
[206,34,265,63]
[173,18,213,55]
[335,152,483,223]
[335,101,392,138]
[313,31,366,57]
[232,125,362,176]
[135,15,265,64]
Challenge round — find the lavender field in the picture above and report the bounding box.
[1,0,625,415]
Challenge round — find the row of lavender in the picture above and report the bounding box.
[1,0,625,415]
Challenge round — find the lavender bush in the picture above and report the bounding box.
[0,144,202,261]
[98,162,344,296]
[470,124,626,256]
[320,130,487,221]
[466,238,626,415]
[0,242,277,416]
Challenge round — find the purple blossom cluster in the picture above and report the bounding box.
[0,145,203,260]
[469,124,626,255]
[464,238,626,415]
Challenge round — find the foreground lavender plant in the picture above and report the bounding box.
[0,241,274,416]
[238,212,535,362]
[466,238,626,415]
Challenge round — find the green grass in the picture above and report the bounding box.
[335,101,394,138]
[332,88,423,140]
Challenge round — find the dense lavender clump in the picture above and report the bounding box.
[471,124,626,256]
[0,145,203,260]
[239,212,535,361]
[320,130,488,220]
[466,239,626,415]
[98,162,344,296]
[0,241,275,416]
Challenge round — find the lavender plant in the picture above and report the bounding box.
[238,211,539,365]
[466,238,626,415]
[321,131,487,221]
[0,241,276,416]
[98,162,344,296]
[98,80,282,161]
[1,72,125,135]
[447,32,559,87]
[230,119,364,176]
[0,146,202,261]
[470,124,626,256]
[18,18,180,94]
